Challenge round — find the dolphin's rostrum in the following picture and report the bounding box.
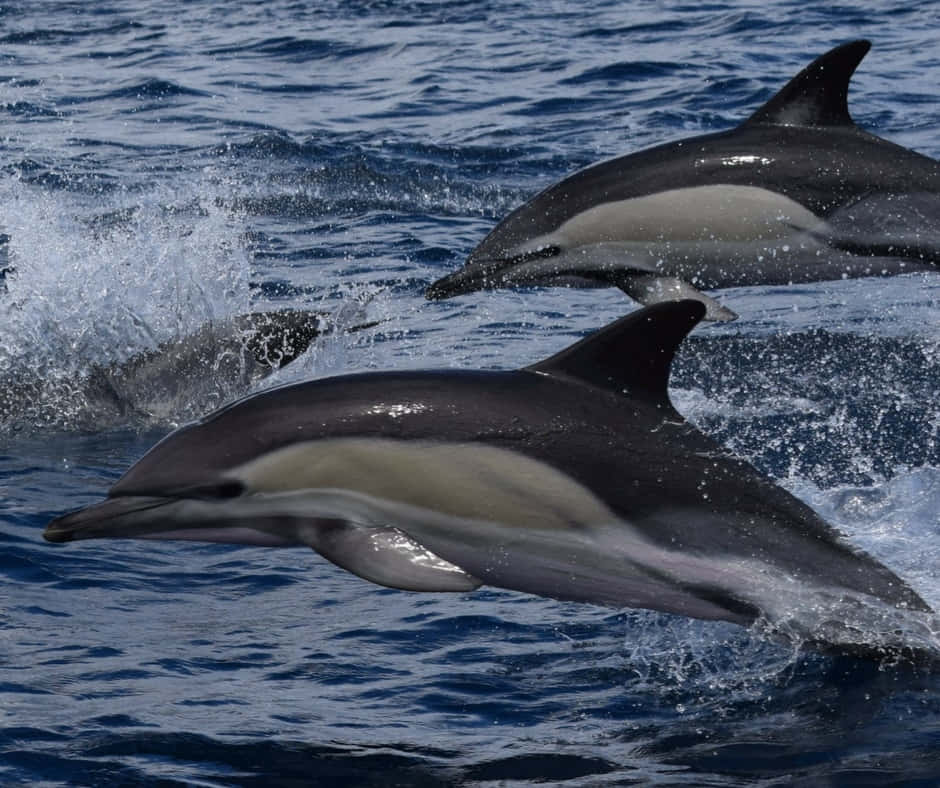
[426,41,940,320]
[44,301,936,659]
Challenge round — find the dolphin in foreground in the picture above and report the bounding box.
[44,301,936,659]
[426,41,940,320]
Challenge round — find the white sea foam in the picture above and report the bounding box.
[0,172,250,364]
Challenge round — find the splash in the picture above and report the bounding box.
[622,611,805,714]
[803,466,940,612]
[672,322,940,486]
[0,171,254,430]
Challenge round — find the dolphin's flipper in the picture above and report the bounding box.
[302,520,483,592]
[612,273,738,322]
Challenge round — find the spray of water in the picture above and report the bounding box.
[0,171,253,430]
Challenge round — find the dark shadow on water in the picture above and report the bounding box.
[623,655,940,786]
[68,733,629,787]
[3,653,935,787]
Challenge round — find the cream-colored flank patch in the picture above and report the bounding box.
[532,184,824,249]
[232,437,616,531]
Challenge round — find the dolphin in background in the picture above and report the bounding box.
[426,41,940,320]
[0,308,373,430]
[83,309,331,421]
[44,301,936,660]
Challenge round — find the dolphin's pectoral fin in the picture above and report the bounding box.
[302,520,482,592]
[612,273,737,322]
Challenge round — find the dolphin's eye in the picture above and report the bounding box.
[214,480,245,499]
[510,245,561,264]
[187,480,244,499]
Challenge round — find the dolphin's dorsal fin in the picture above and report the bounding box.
[526,300,705,410]
[743,40,870,128]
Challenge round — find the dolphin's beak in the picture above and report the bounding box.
[44,497,176,543]
[426,247,594,300]
[425,260,503,299]
[44,493,301,548]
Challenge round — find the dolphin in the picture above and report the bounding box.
[0,308,374,429]
[426,40,940,320]
[44,301,936,658]
[81,309,330,421]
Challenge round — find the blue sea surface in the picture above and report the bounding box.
[1,1,939,785]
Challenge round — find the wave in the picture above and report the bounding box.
[206,36,395,63]
[560,60,688,86]
[0,21,145,47]
[89,79,212,103]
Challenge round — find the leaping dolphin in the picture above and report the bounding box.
[44,301,936,659]
[426,41,940,320]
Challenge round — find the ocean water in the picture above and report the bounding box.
[1,1,939,785]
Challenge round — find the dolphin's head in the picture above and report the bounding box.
[236,310,326,370]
